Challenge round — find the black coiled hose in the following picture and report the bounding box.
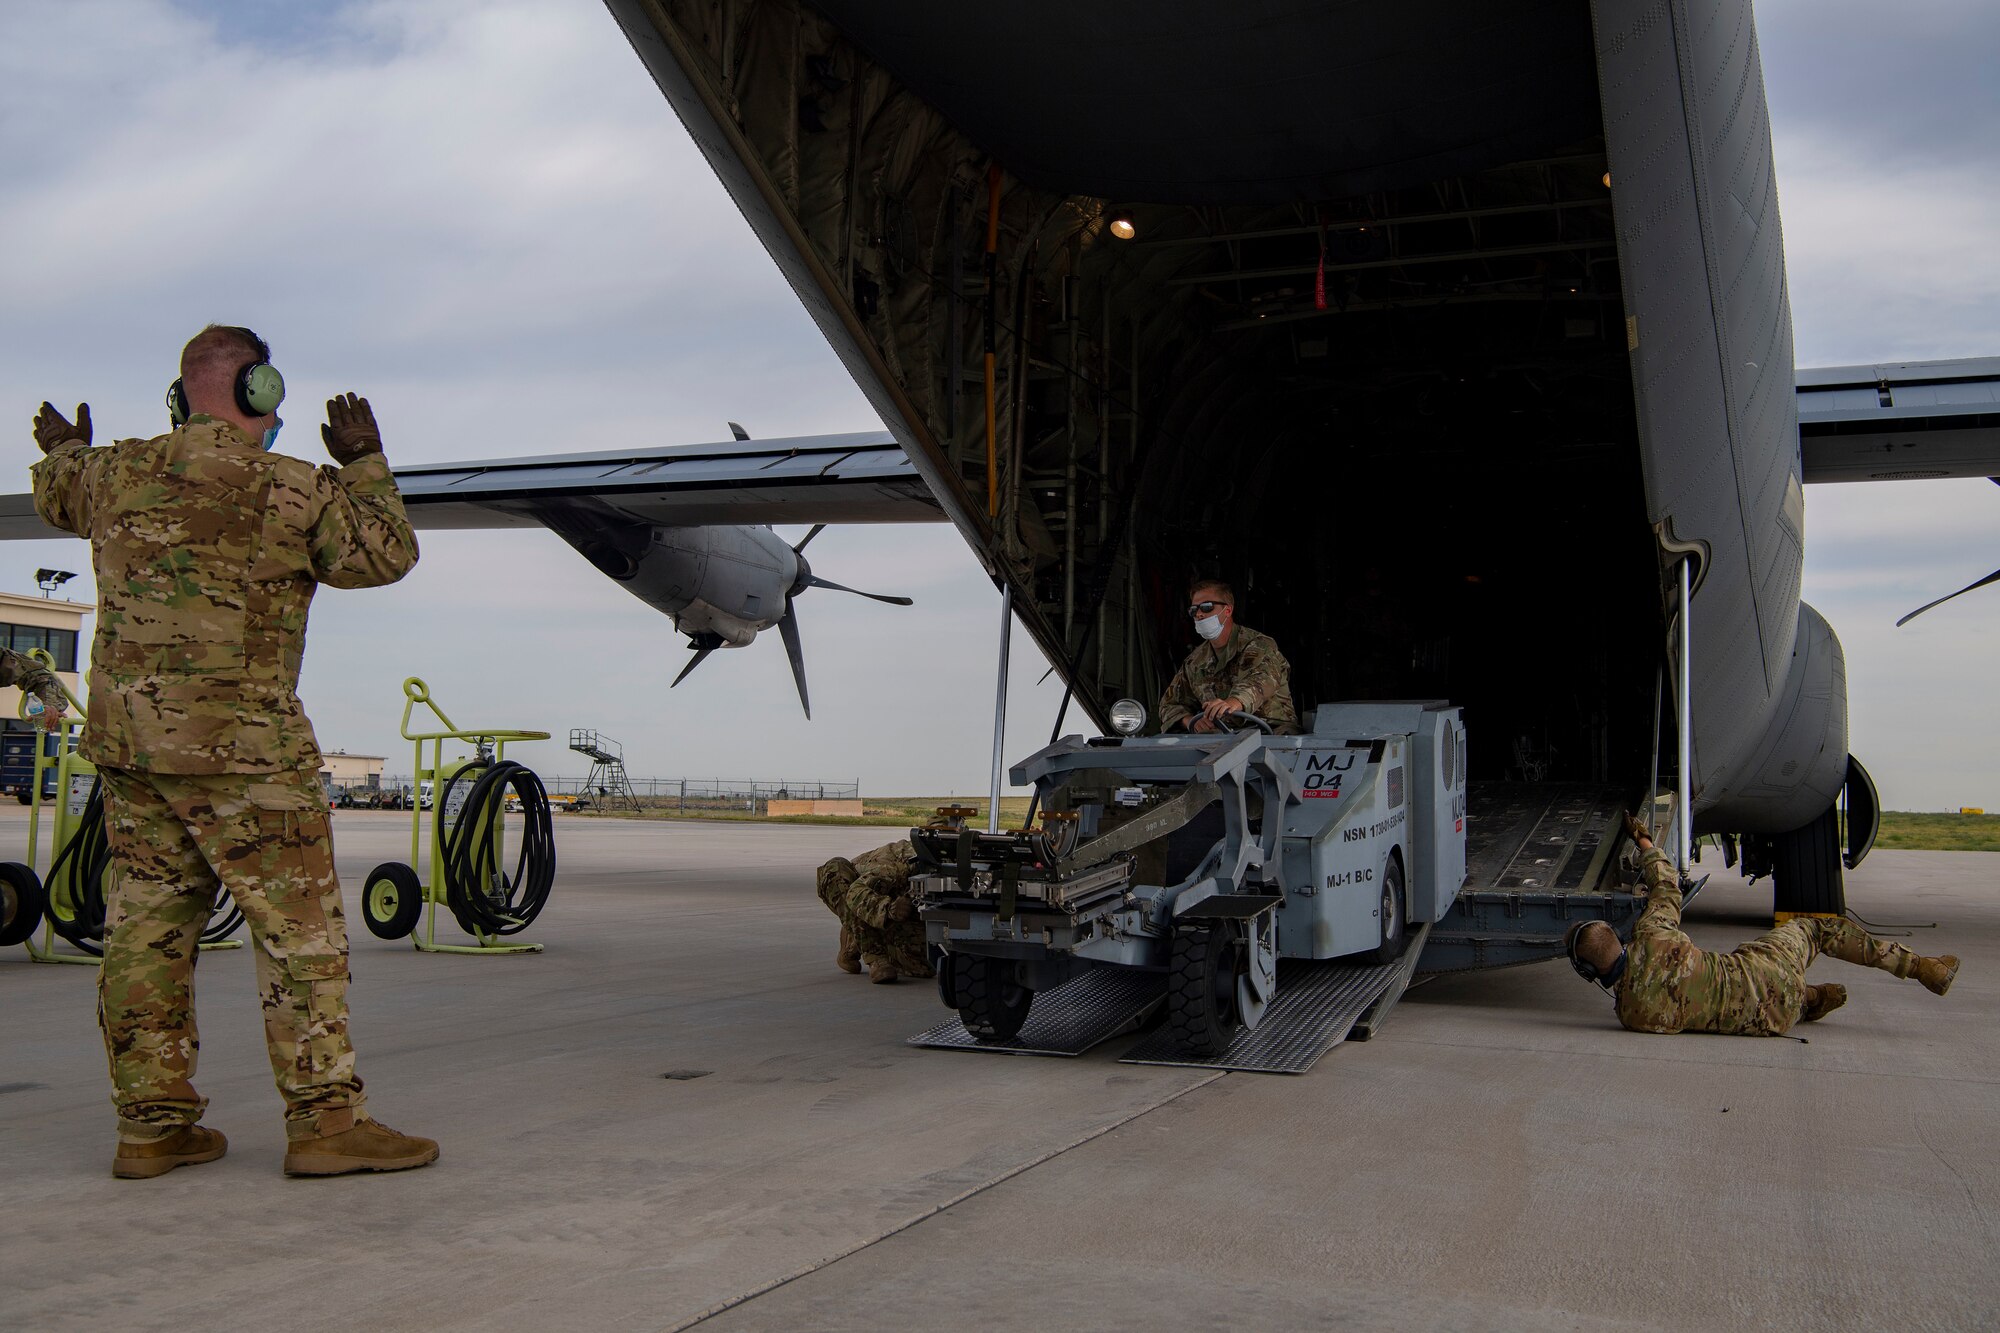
[437,760,556,937]
[46,777,243,956]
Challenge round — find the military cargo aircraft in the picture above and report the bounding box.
[575,0,2000,922]
[2,1,1994,938]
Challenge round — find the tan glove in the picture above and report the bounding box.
[321,393,383,464]
[1624,812,1653,848]
[33,402,91,453]
[888,896,916,923]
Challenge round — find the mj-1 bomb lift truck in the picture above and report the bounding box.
[914,700,1468,1055]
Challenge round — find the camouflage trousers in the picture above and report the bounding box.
[1739,916,1923,1030]
[95,767,363,1143]
[815,857,932,978]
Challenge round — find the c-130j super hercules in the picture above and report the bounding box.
[5,3,1995,1006]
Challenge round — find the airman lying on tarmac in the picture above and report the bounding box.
[1566,814,1960,1036]
[816,839,933,984]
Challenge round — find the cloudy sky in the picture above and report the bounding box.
[0,0,1994,808]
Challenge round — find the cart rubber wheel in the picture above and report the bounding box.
[955,954,1032,1042]
[0,862,46,947]
[362,862,424,940]
[1168,923,1242,1056]
[1370,858,1407,965]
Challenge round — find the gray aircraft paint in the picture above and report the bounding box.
[1593,0,1836,831]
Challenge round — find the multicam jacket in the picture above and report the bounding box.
[0,647,65,718]
[1615,847,1803,1036]
[1158,625,1298,734]
[32,416,418,774]
[844,839,917,928]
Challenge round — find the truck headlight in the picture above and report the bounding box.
[1109,698,1147,735]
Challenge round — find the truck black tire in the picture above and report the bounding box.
[362,862,425,940]
[1370,858,1407,965]
[0,862,46,947]
[956,954,1032,1041]
[1168,923,1241,1056]
[935,950,961,1010]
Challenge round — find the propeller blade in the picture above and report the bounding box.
[1896,566,2000,627]
[778,606,811,719]
[805,575,913,606]
[670,646,717,687]
[792,523,826,554]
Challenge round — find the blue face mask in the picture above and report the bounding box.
[261,420,282,451]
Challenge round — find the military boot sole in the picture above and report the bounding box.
[283,1144,440,1177]
[113,1133,228,1179]
[1919,955,1960,997]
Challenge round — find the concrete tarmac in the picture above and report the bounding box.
[1,810,1993,1331]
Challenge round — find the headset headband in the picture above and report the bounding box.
[166,326,285,427]
[1564,920,1625,995]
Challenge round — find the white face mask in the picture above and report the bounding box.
[1194,614,1224,641]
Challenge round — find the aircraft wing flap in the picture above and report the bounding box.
[0,430,945,539]
[1797,359,2000,483]
[394,430,942,527]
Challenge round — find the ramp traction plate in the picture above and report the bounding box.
[908,966,1165,1057]
[1119,955,1404,1074]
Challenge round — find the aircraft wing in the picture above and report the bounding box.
[1798,357,2000,483]
[0,430,944,540]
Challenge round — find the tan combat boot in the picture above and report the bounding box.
[1914,955,1960,996]
[837,925,862,974]
[113,1125,228,1179]
[867,956,898,984]
[284,1117,439,1177]
[1801,983,1847,1023]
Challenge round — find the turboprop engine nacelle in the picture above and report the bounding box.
[533,503,911,717]
[539,510,798,643]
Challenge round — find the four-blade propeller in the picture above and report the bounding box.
[669,522,912,718]
[1896,476,2000,627]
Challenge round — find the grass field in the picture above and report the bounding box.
[579,800,2000,850]
[1874,810,2000,852]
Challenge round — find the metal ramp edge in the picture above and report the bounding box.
[1120,923,1431,1074]
[908,965,1165,1057]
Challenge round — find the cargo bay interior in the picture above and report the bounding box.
[644,2,1674,875]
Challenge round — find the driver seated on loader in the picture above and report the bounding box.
[1158,578,1297,735]
[816,839,934,985]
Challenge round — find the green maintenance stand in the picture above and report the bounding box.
[362,676,551,956]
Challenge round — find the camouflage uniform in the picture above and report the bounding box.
[1158,625,1298,734]
[1616,847,1929,1036]
[815,839,933,978]
[33,414,417,1142]
[0,646,67,720]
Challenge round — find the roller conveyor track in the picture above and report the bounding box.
[1464,782,1626,892]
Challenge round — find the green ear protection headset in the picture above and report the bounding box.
[166,327,286,426]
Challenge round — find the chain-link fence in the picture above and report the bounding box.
[364,774,858,814]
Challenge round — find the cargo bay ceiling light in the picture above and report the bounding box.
[1107,209,1137,240]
